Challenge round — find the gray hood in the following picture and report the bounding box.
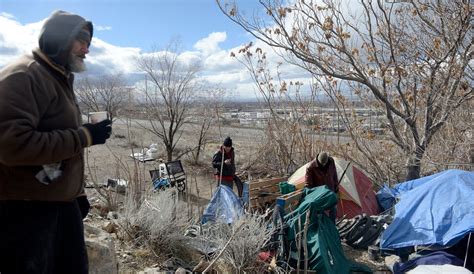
[38,10,93,69]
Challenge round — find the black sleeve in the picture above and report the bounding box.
[212,151,222,169]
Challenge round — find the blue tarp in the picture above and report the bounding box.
[380,169,474,250]
[376,171,454,211]
[376,184,398,212]
[152,178,170,189]
[201,185,243,224]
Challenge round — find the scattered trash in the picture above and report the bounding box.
[107,178,128,194]
[368,245,379,261]
[130,143,160,162]
[149,160,187,192]
[152,177,170,190]
[337,214,388,250]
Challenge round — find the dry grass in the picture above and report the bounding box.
[117,188,276,272]
[197,213,274,273]
[119,189,195,261]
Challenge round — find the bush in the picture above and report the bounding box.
[120,189,192,260]
[197,213,274,272]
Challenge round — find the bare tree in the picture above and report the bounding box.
[424,100,474,172]
[232,49,323,174]
[136,41,200,161]
[76,73,131,121]
[189,86,225,164]
[218,0,473,180]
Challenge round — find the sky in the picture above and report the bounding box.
[0,0,311,99]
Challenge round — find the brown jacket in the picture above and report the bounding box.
[0,49,91,201]
[305,156,339,193]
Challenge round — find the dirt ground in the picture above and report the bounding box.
[84,120,389,273]
[85,119,263,197]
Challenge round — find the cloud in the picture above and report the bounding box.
[0,12,312,99]
[86,38,142,74]
[177,50,202,67]
[95,25,112,31]
[202,49,243,73]
[202,69,249,84]
[0,46,18,55]
[201,36,313,92]
[233,82,260,98]
[0,14,44,66]
[193,32,226,57]
[0,12,15,19]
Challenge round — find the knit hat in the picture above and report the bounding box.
[223,137,232,147]
[317,152,329,166]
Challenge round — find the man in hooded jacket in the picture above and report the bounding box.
[305,152,339,222]
[0,11,111,273]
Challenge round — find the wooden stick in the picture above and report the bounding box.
[297,214,302,274]
[203,222,244,273]
[303,209,311,273]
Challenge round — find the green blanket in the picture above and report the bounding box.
[284,186,372,274]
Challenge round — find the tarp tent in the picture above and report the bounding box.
[380,169,474,250]
[392,251,465,274]
[406,265,471,274]
[376,170,463,211]
[288,157,379,218]
[201,185,243,224]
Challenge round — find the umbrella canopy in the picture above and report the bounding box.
[288,157,379,218]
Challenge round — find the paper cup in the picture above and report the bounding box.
[88,111,108,124]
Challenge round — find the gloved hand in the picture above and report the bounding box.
[76,195,90,219]
[83,119,112,145]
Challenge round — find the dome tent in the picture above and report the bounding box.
[288,157,379,218]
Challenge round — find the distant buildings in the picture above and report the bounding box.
[219,107,386,134]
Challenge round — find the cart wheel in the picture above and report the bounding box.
[176,180,186,192]
[272,204,287,259]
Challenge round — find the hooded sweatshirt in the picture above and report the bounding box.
[39,10,93,70]
[0,11,93,201]
[305,155,339,192]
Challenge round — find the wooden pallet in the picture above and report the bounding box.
[276,188,304,213]
[248,176,288,210]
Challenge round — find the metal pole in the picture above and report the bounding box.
[464,232,472,268]
[218,146,224,186]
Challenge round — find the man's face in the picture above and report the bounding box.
[223,146,231,153]
[68,35,90,72]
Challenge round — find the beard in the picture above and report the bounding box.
[68,53,86,72]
